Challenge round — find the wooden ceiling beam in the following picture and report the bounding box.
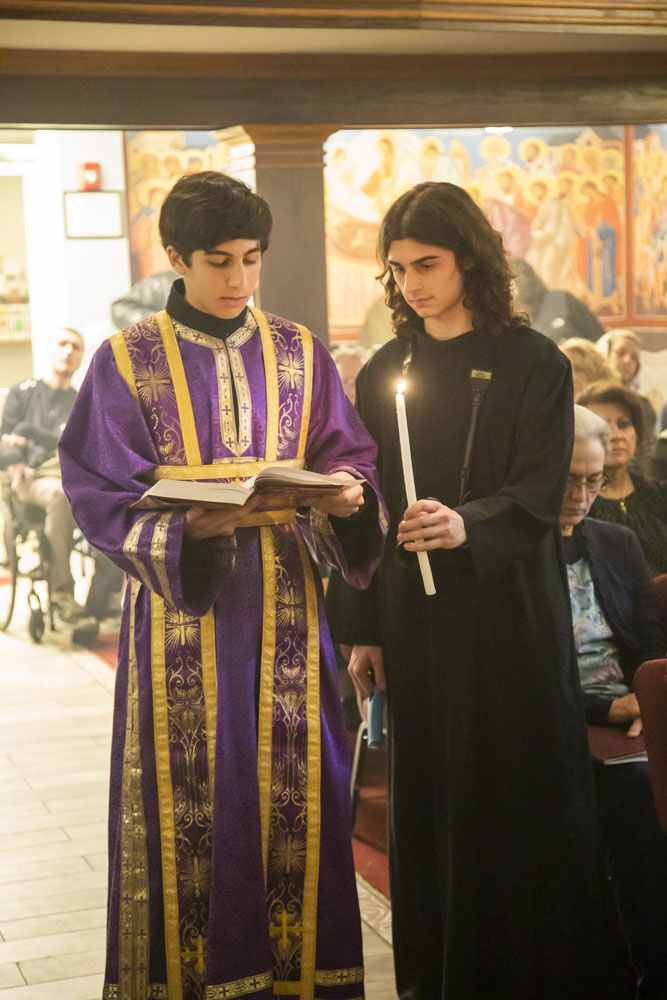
[1,48,666,81]
[1,67,666,128]
[1,0,665,29]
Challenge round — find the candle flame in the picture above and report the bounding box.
[397,379,406,394]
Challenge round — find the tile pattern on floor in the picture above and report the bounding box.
[0,624,397,998]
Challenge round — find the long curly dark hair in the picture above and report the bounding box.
[377,182,528,340]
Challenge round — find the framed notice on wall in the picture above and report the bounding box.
[63,190,124,239]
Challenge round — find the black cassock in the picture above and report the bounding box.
[327,326,629,1000]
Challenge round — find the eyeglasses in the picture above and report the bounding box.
[565,473,609,494]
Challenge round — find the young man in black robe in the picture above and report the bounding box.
[327,182,629,1000]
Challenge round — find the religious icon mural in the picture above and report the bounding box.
[323,125,641,343]
[124,129,254,282]
[633,124,667,318]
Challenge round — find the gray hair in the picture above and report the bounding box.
[573,403,610,452]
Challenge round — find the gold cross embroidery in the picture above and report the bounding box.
[269,908,303,953]
[135,364,172,404]
[182,934,206,975]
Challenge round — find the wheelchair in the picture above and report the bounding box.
[0,478,54,641]
[0,475,121,644]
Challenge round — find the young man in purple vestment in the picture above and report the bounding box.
[59,171,387,1000]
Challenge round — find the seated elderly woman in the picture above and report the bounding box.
[596,328,657,475]
[562,405,667,999]
[559,337,617,397]
[577,380,667,575]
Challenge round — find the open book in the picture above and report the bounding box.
[586,724,648,766]
[132,466,361,511]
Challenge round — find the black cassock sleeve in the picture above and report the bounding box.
[456,347,573,579]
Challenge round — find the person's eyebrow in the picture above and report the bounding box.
[388,254,441,267]
[204,244,261,257]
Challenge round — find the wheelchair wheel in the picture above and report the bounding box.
[0,497,17,631]
[28,607,45,643]
[27,590,44,643]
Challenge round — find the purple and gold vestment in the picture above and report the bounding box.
[59,301,386,1000]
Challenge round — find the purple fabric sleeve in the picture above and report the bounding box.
[58,340,230,615]
[297,337,387,588]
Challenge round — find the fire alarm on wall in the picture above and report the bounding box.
[78,162,102,191]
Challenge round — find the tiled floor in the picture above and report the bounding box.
[0,610,397,999]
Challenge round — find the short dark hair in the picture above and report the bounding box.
[576,380,645,444]
[159,171,272,265]
[377,182,528,341]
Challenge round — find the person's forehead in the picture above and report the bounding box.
[591,401,629,421]
[571,438,605,466]
[202,238,261,256]
[614,337,639,353]
[388,239,450,262]
[54,329,83,347]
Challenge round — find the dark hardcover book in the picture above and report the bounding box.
[587,724,647,765]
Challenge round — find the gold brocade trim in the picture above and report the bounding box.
[215,341,240,454]
[151,512,175,606]
[151,591,183,1000]
[250,307,279,462]
[309,506,334,537]
[295,323,313,461]
[103,985,169,999]
[204,970,273,998]
[228,340,253,455]
[123,512,155,591]
[156,310,202,466]
[118,579,150,999]
[257,526,277,883]
[151,458,305,481]
[309,506,343,572]
[176,322,251,458]
[238,510,296,528]
[296,531,322,999]
[110,330,139,400]
[314,966,364,985]
[201,609,217,800]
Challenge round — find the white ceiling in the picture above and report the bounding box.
[3,18,667,55]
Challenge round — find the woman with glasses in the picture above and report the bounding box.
[577,381,667,574]
[561,405,667,1000]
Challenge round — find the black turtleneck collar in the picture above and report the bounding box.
[166,278,248,341]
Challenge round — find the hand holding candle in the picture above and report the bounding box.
[395,380,436,596]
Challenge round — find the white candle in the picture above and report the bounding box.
[395,380,436,596]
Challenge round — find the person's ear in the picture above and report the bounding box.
[166,245,186,275]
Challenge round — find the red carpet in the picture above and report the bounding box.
[90,629,119,669]
[351,740,390,898]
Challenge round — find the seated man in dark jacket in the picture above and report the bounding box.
[1,328,87,622]
[562,404,667,1000]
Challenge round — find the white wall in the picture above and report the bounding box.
[24,130,132,382]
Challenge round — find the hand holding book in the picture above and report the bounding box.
[132,466,366,539]
[296,470,364,518]
[184,492,263,540]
